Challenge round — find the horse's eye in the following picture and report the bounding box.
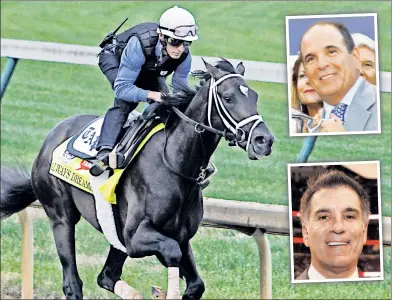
[223,97,232,103]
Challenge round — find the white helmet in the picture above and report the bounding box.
[158,6,198,42]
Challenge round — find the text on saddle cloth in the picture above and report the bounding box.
[49,123,165,204]
[67,117,104,159]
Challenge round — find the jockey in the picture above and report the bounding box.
[90,6,198,176]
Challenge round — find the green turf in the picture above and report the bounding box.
[1,216,391,299]
[0,1,391,70]
[1,1,391,299]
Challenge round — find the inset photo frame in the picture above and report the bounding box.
[286,13,381,136]
[288,161,383,283]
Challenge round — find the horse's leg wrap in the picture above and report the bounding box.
[114,280,143,299]
[166,267,181,299]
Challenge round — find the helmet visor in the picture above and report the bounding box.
[159,25,198,38]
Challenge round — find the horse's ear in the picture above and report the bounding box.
[202,58,223,80]
[236,62,245,76]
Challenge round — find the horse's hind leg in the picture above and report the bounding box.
[49,216,83,299]
[97,245,142,299]
[41,195,83,299]
[179,242,205,300]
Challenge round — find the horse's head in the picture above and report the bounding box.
[203,59,274,159]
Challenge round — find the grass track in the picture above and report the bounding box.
[1,214,391,299]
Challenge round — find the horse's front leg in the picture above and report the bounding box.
[125,218,183,299]
[180,242,205,300]
[97,245,142,299]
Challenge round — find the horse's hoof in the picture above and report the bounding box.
[151,285,167,299]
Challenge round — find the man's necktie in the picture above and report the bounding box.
[330,103,348,123]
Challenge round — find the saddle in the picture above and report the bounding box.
[67,103,163,173]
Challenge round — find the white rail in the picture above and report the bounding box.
[19,199,391,299]
[1,38,391,92]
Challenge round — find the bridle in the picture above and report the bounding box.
[171,73,265,149]
[162,72,266,184]
[207,74,264,151]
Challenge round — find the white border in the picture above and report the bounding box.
[285,13,381,136]
[287,160,384,284]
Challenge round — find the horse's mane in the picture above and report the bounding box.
[162,58,238,107]
[192,58,238,83]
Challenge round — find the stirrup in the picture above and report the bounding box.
[90,150,111,177]
[89,160,109,177]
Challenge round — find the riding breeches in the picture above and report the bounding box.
[96,98,138,151]
[98,46,120,90]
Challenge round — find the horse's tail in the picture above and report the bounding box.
[0,167,37,220]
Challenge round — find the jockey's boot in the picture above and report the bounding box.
[89,147,112,177]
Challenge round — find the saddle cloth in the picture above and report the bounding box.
[49,117,164,204]
[66,111,142,160]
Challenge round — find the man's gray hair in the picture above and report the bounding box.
[351,33,375,51]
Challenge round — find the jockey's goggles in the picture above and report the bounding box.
[159,25,198,38]
[166,37,192,47]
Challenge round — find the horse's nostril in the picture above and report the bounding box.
[254,136,266,146]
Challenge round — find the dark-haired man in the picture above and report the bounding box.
[295,170,370,280]
[300,22,378,133]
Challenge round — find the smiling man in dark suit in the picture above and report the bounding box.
[295,170,370,280]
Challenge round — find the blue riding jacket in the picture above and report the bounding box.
[114,36,192,103]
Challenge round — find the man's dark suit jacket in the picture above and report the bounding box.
[295,266,309,280]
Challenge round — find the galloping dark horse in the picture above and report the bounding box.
[1,59,274,299]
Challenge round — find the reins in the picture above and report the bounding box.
[161,113,207,184]
[170,107,235,140]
